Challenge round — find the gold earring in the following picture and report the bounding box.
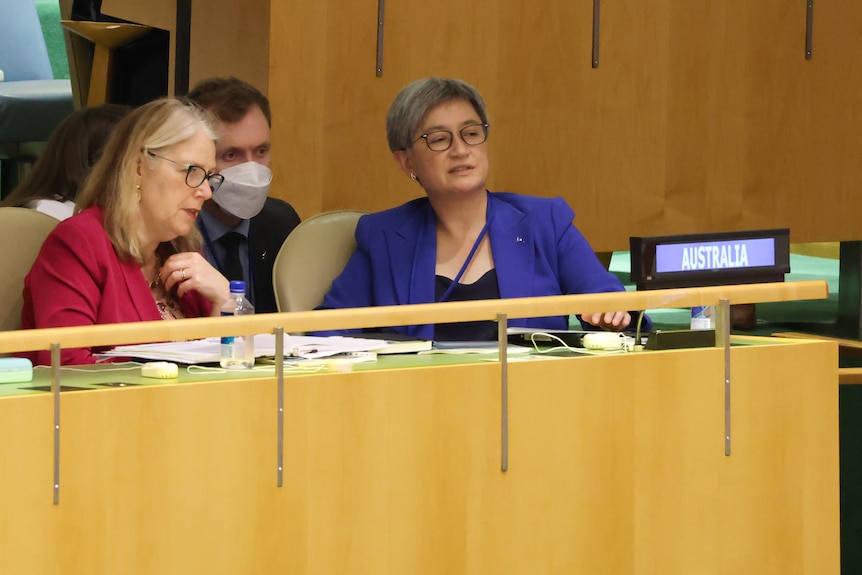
[136,184,141,202]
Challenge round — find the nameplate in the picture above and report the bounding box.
[630,229,790,290]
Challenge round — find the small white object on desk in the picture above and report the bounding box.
[581,332,628,351]
[141,361,179,379]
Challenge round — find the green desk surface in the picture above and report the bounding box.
[0,336,790,399]
[0,355,466,397]
[0,352,532,399]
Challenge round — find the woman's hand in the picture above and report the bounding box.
[581,311,632,331]
[161,252,230,311]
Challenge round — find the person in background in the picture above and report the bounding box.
[187,77,301,313]
[21,98,230,365]
[318,77,649,341]
[0,104,131,219]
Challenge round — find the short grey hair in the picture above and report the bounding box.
[386,78,489,152]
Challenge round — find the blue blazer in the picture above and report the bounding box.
[319,192,645,339]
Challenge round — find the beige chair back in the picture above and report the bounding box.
[272,210,365,313]
[0,207,58,331]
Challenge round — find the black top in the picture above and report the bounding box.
[434,269,501,341]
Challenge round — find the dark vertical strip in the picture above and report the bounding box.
[840,385,862,573]
[376,0,386,77]
[175,0,192,95]
[838,242,862,339]
[805,0,814,60]
[592,0,600,68]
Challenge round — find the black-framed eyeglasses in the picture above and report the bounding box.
[412,123,489,152]
[146,150,225,192]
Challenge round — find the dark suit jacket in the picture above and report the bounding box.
[318,192,642,339]
[249,197,301,313]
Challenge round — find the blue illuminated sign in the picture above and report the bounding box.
[629,229,789,290]
[656,238,776,273]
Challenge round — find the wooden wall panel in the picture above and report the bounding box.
[492,1,670,250]
[189,0,269,94]
[268,1,327,216]
[269,0,862,250]
[269,0,504,219]
[741,0,862,241]
[741,1,819,234]
[663,1,746,235]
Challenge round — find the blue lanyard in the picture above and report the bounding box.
[438,218,491,303]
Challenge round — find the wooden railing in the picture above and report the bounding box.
[0,281,828,356]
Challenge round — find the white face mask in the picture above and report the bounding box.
[212,162,272,219]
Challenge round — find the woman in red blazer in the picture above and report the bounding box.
[21,98,231,365]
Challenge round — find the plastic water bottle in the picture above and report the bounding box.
[690,305,715,330]
[220,280,255,369]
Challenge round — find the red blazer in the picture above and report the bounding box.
[21,206,212,365]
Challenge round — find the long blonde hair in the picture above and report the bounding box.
[76,98,217,263]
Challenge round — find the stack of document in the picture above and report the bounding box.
[349,332,433,354]
[98,335,395,364]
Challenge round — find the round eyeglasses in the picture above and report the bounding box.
[412,123,489,152]
[146,150,225,192]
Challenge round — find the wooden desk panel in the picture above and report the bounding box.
[0,340,839,574]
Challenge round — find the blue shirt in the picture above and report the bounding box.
[197,210,254,305]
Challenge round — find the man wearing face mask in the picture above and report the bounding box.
[187,77,301,313]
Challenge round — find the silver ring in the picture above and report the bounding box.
[180,268,187,280]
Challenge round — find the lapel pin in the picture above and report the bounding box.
[516,236,524,243]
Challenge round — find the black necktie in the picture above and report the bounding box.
[220,232,245,281]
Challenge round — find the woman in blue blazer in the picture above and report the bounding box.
[319,78,646,341]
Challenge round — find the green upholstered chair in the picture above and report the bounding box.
[272,210,365,313]
[0,207,58,331]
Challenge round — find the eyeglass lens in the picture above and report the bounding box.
[207,174,224,193]
[184,165,224,192]
[186,166,224,192]
[185,165,208,187]
[421,123,488,152]
[148,150,223,192]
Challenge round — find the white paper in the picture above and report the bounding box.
[98,335,390,364]
[420,342,533,355]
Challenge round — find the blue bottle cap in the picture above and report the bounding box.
[229,280,246,293]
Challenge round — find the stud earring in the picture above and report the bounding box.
[410,173,417,181]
